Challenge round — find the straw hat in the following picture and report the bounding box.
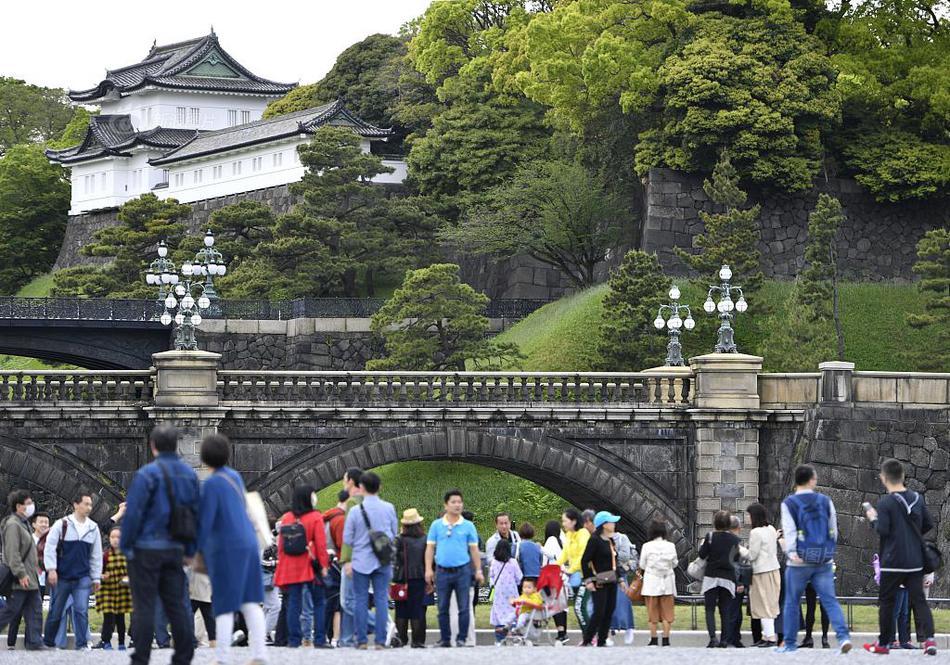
[401,508,424,525]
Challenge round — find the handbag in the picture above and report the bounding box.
[687,533,710,580]
[895,493,943,574]
[219,470,274,549]
[625,570,644,603]
[0,561,14,596]
[158,462,197,544]
[586,537,618,586]
[390,538,409,602]
[359,504,394,566]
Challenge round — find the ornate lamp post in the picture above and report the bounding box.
[702,264,748,353]
[146,240,211,351]
[184,229,227,317]
[653,284,695,366]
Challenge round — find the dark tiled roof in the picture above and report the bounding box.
[149,100,392,166]
[46,115,196,164]
[68,32,296,102]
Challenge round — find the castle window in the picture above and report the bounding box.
[193,169,203,184]
[273,152,283,168]
[241,110,251,124]
[232,160,242,176]
[177,107,186,124]
[228,110,238,127]
[189,107,200,125]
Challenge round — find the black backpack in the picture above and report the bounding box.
[280,517,308,556]
[157,462,197,544]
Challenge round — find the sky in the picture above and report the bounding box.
[0,0,434,91]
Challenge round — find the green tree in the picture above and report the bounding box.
[51,194,191,298]
[441,159,623,288]
[597,251,670,371]
[906,227,950,371]
[675,152,763,294]
[367,263,521,371]
[761,194,845,371]
[0,77,74,150]
[0,144,69,293]
[47,107,93,150]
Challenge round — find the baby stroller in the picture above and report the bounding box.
[502,564,569,647]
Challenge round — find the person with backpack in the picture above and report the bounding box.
[42,491,102,650]
[273,483,330,649]
[321,490,347,644]
[120,424,200,665]
[863,458,938,656]
[775,464,851,654]
[341,471,398,650]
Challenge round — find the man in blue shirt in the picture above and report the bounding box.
[120,425,199,665]
[425,489,484,647]
[341,471,398,650]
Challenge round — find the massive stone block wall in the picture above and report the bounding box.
[641,167,949,280]
[796,404,950,596]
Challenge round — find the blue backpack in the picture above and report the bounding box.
[786,493,836,564]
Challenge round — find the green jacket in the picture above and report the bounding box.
[1,513,39,590]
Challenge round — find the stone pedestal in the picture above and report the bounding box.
[689,353,764,532]
[819,361,855,404]
[149,350,223,467]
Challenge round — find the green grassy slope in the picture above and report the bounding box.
[0,273,71,369]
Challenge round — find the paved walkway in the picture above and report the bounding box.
[5,643,941,663]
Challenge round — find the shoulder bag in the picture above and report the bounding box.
[488,559,509,602]
[359,504,394,566]
[157,462,197,543]
[625,569,644,603]
[389,538,409,602]
[586,538,618,586]
[895,493,943,574]
[219,470,274,549]
[687,532,710,581]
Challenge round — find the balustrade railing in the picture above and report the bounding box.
[0,297,549,322]
[218,371,692,406]
[0,371,154,402]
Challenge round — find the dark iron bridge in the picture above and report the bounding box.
[0,297,548,369]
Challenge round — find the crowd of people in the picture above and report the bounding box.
[0,425,942,660]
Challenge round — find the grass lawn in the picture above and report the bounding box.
[15,272,56,297]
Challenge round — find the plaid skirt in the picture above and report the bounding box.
[97,554,133,614]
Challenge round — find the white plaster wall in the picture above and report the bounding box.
[98,90,274,131]
[68,151,167,214]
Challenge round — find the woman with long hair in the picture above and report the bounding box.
[392,508,428,648]
[542,519,568,642]
[557,508,590,642]
[746,503,781,647]
[580,512,621,646]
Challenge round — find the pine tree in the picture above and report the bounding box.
[597,250,670,371]
[367,264,521,371]
[675,152,763,294]
[907,228,950,371]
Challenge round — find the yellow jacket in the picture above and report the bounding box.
[557,528,590,574]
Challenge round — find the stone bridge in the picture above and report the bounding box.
[0,354,947,594]
[0,297,542,369]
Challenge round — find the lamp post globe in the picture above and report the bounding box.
[704,264,748,353]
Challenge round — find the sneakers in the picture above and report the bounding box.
[774,644,797,653]
[923,639,937,656]
[839,639,853,654]
[624,629,635,645]
[102,643,114,651]
[863,642,889,654]
[117,645,126,652]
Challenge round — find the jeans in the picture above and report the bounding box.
[352,566,392,647]
[339,569,354,646]
[43,575,92,649]
[285,581,328,647]
[0,589,42,647]
[782,564,849,650]
[879,572,933,645]
[128,548,194,665]
[263,587,281,635]
[893,587,910,644]
[436,566,472,646]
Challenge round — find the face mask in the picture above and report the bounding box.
[24,503,35,519]
[311,493,319,509]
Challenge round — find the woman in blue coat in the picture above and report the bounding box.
[197,434,266,664]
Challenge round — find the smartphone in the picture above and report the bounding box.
[861,502,873,514]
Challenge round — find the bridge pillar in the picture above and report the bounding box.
[689,353,764,533]
[146,350,225,468]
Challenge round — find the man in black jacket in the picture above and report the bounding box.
[863,458,937,656]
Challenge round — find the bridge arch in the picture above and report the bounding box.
[249,428,694,563]
[0,323,169,369]
[0,433,125,523]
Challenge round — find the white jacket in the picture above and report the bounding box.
[747,525,780,574]
[639,537,677,597]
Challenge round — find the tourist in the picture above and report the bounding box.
[392,508,428,648]
[510,577,545,633]
[557,508,589,593]
[189,570,215,648]
[489,539,523,644]
[6,510,49,650]
[94,526,132,650]
[260,540,280,645]
[485,512,521,561]
[342,471,398,650]
[273,483,330,649]
[610,528,637,645]
[517,523,543,581]
[582,509,596,534]
[0,490,44,650]
[541,519,568,643]
[726,514,751,647]
[425,489,484,647]
[195,434,268,663]
[776,464,851,654]
[800,583,829,647]
[639,518,677,647]
[580,511,620,647]
[321,490,347,645]
[120,424,200,665]
[863,458,938,656]
[745,503,781,648]
[698,510,742,648]
[42,491,102,650]
[338,469,363,648]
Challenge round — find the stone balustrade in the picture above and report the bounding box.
[0,370,153,402]
[216,370,693,407]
